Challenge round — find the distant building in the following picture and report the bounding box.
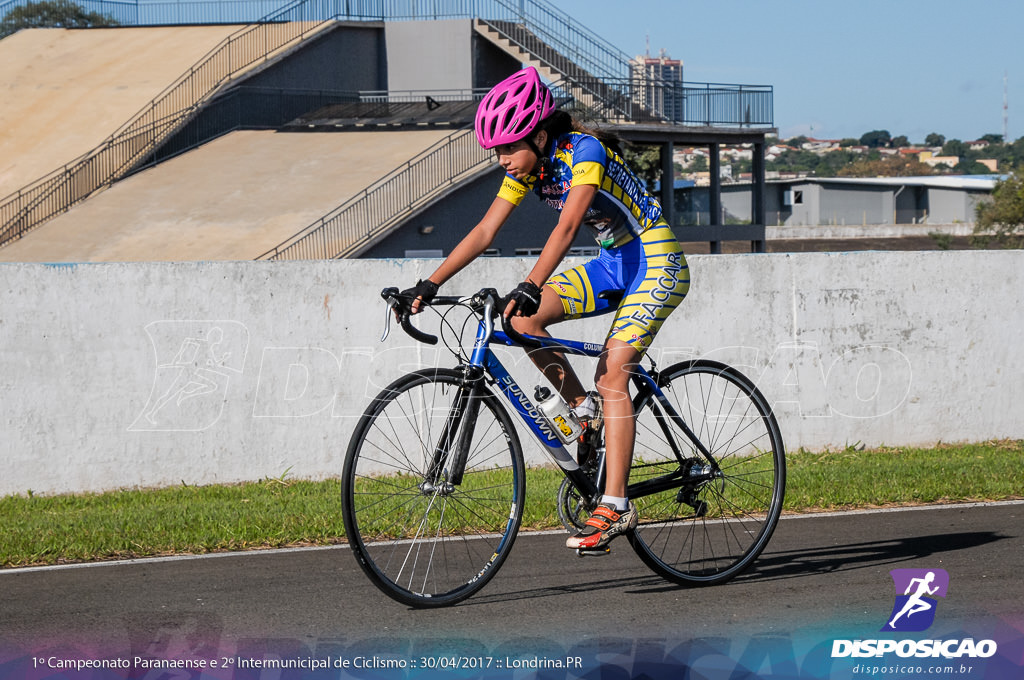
[919,151,960,168]
[760,175,996,226]
[677,174,995,227]
[630,50,683,121]
[800,138,840,152]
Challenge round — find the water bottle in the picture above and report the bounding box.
[534,386,584,444]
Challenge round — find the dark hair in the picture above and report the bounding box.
[538,110,623,156]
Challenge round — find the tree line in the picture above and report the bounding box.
[1,0,117,38]
[766,130,1024,178]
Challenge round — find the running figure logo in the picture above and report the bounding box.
[882,568,949,632]
[130,321,249,432]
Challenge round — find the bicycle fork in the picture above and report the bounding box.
[422,371,484,493]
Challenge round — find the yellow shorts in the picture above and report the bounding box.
[546,224,689,352]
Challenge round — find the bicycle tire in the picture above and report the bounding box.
[626,359,785,585]
[342,368,525,607]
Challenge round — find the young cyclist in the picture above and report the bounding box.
[401,67,690,550]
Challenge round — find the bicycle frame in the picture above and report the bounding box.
[452,290,720,506]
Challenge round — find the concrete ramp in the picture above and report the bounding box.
[0,129,454,262]
[0,26,246,197]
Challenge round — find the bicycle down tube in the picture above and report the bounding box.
[464,291,603,501]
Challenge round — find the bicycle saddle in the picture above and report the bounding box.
[598,289,625,307]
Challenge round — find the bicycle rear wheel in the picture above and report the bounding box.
[342,368,525,607]
[627,359,785,585]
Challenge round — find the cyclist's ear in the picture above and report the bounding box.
[532,129,548,152]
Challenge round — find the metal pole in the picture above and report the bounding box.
[752,140,766,252]
[709,142,721,254]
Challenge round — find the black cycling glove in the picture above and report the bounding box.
[400,279,439,313]
[505,280,543,317]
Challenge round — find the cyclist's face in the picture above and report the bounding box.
[493,132,546,180]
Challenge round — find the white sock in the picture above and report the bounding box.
[601,495,629,512]
[574,394,598,419]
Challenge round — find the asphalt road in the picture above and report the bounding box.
[2,502,1021,672]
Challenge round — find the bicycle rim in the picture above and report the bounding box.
[342,368,525,607]
[627,360,785,585]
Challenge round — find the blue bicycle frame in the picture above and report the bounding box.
[383,286,718,506]
[458,290,715,504]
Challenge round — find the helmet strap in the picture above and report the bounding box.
[526,131,550,180]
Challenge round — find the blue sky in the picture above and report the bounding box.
[557,0,1024,143]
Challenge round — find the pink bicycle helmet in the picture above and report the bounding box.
[475,67,555,149]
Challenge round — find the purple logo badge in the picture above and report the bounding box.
[882,568,949,632]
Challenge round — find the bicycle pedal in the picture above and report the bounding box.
[576,546,611,558]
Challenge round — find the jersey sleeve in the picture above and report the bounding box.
[496,173,531,205]
[569,135,608,188]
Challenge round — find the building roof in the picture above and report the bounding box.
[770,175,1001,190]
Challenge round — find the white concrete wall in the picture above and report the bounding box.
[2,251,1021,496]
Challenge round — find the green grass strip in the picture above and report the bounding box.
[2,440,1021,568]
[784,439,1023,510]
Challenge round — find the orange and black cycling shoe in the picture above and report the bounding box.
[566,502,637,550]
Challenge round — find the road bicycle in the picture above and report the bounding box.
[341,287,786,608]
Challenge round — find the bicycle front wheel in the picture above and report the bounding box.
[627,360,785,585]
[342,368,525,607]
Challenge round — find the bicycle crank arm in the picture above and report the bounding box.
[576,546,611,557]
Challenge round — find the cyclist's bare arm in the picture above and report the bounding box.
[410,196,516,313]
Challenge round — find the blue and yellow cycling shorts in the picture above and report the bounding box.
[545,224,689,353]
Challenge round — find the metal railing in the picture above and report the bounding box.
[257,127,491,259]
[550,78,773,127]
[474,4,630,83]
[2,0,632,80]
[358,87,489,102]
[0,0,334,247]
[683,83,774,127]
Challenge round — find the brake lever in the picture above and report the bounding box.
[380,302,392,342]
[380,287,401,343]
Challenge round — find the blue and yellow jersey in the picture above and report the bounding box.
[496,131,665,249]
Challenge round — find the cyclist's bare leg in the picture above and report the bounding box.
[594,339,641,498]
[510,286,587,405]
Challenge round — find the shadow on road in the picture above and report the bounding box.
[461,531,1008,606]
[745,531,1008,583]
